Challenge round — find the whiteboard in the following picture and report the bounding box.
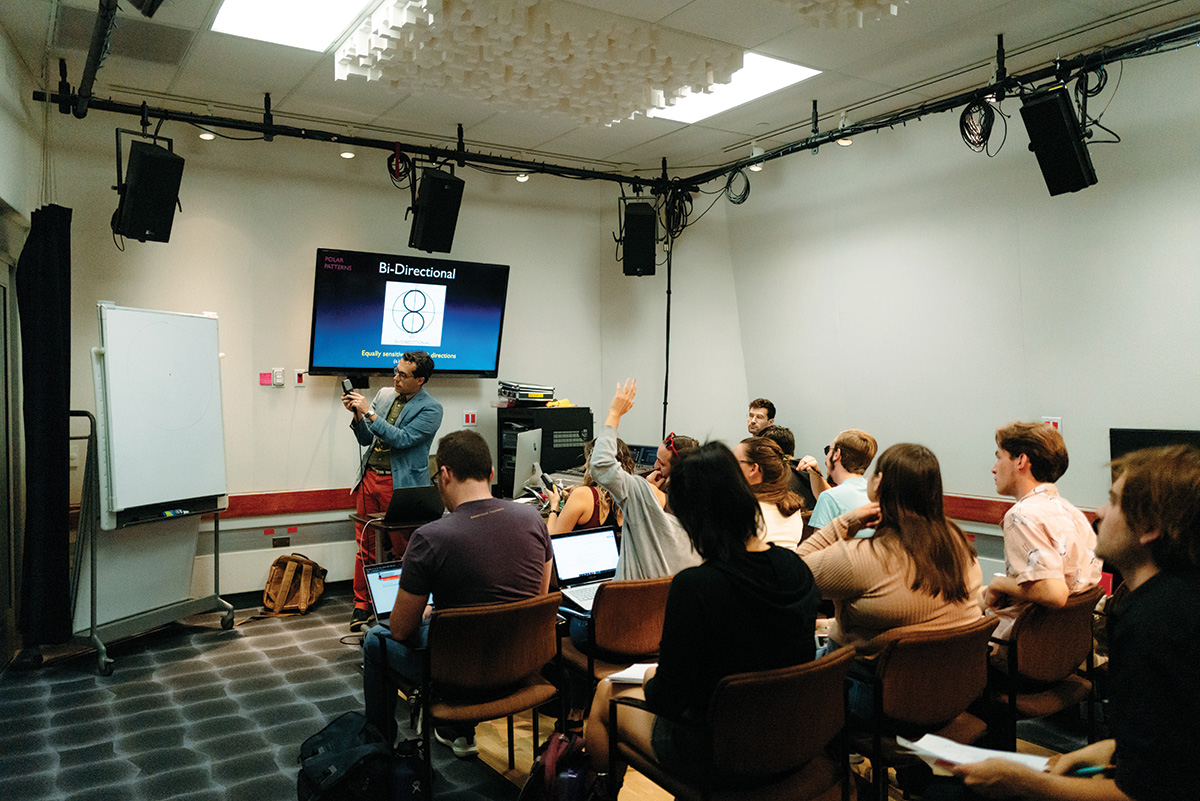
[93,303,227,528]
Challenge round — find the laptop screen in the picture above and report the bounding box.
[363,561,404,621]
[383,485,445,525]
[551,526,620,586]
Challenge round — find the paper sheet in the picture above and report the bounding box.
[607,663,657,684]
[895,734,1050,775]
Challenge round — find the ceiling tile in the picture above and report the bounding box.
[167,32,325,109]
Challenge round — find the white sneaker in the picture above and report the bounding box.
[434,727,478,759]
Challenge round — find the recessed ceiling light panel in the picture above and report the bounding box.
[213,0,375,51]
[648,53,820,125]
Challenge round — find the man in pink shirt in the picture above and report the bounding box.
[982,421,1102,640]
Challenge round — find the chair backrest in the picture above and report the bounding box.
[873,616,999,728]
[590,577,673,660]
[1011,584,1105,683]
[428,592,561,695]
[706,646,856,778]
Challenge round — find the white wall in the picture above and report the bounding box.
[0,24,39,254]
[18,32,1199,594]
[45,107,748,506]
[599,199,751,449]
[727,51,1200,509]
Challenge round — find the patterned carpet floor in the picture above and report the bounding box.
[0,583,519,801]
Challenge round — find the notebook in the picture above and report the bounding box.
[551,526,621,612]
[363,560,405,622]
[381,484,445,525]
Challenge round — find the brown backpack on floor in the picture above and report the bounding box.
[263,553,327,615]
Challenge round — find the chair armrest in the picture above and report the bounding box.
[611,695,653,713]
[558,606,589,622]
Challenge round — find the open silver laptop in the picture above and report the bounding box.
[551,526,620,612]
[363,560,405,623]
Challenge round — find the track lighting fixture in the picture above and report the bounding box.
[837,112,853,146]
[749,142,765,172]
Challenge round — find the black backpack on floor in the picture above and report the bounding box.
[297,711,424,801]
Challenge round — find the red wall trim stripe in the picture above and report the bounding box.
[943,494,1096,525]
[221,488,355,519]
[69,489,1093,526]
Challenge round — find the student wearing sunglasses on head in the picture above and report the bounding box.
[646,430,699,493]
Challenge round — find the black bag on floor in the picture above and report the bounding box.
[297,711,424,801]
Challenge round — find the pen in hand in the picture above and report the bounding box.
[1071,765,1114,777]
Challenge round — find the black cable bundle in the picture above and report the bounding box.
[725,168,750,205]
[960,100,995,152]
[662,186,692,240]
[387,149,415,188]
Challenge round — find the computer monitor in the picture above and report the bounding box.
[512,428,542,497]
[1109,428,1200,460]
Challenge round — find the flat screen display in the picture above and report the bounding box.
[308,248,509,377]
[1109,428,1200,460]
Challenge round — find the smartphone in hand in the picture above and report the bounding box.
[540,473,556,491]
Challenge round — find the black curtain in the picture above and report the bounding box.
[15,204,73,645]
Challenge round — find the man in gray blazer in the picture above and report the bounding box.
[343,350,444,631]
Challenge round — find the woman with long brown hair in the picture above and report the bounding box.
[735,436,805,547]
[798,442,982,659]
[546,437,635,535]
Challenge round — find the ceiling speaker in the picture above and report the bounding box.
[1019,86,1098,196]
[409,169,465,253]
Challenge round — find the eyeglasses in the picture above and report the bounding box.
[823,445,831,455]
[664,432,680,457]
[394,368,413,379]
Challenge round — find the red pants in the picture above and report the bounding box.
[352,470,410,610]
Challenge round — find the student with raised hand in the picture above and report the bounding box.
[947,445,1200,801]
[735,435,806,548]
[590,379,700,581]
[797,443,982,666]
[584,441,820,785]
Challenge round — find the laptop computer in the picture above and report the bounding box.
[551,526,621,612]
[381,484,445,525]
[363,560,405,623]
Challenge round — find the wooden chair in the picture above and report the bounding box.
[990,584,1105,750]
[558,577,672,688]
[849,616,999,801]
[609,646,857,801]
[395,592,562,789]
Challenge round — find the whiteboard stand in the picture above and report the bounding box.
[77,302,235,675]
[72,410,234,675]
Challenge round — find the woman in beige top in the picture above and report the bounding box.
[797,442,983,661]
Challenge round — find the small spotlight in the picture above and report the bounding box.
[836,112,853,146]
[198,131,215,141]
[340,145,355,159]
[749,141,765,172]
[516,172,529,183]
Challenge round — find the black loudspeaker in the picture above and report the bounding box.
[1019,86,1098,197]
[409,168,464,253]
[111,141,185,242]
[623,202,656,276]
